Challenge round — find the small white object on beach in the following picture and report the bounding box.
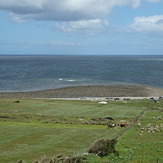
[98,101,107,104]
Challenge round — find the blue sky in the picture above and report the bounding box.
[0,0,163,55]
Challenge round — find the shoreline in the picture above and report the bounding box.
[0,85,163,99]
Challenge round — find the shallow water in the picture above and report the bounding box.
[0,55,163,92]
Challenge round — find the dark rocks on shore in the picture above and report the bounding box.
[0,85,162,99]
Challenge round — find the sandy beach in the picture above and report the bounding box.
[0,85,163,99]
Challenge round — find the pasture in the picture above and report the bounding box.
[85,100,163,163]
[115,102,163,163]
[0,98,161,162]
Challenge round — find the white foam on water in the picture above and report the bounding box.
[67,79,76,82]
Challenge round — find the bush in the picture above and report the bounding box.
[88,138,118,157]
[34,155,86,163]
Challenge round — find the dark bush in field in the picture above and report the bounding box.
[14,100,20,103]
[88,138,118,157]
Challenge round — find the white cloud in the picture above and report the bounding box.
[50,41,77,46]
[9,12,26,23]
[0,0,141,22]
[128,15,163,32]
[0,0,142,33]
[2,0,162,33]
[57,19,109,34]
[147,0,161,2]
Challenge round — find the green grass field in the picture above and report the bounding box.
[114,102,163,163]
[0,98,162,163]
[85,101,163,163]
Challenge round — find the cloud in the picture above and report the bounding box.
[50,41,77,46]
[56,19,109,34]
[3,0,162,34]
[128,15,163,33]
[0,0,141,22]
[147,0,162,2]
[9,12,27,23]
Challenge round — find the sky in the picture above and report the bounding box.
[0,0,163,55]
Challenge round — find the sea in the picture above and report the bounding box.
[0,55,163,92]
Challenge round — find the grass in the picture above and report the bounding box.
[85,100,163,163]
[0,123,118,162]
[0,98,161,162]
[0,99,146,117]
[114,101,163,163]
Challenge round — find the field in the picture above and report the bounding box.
[115,101,163,163]
[0,98,162,163]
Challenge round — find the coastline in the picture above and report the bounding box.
[0,85,163,99]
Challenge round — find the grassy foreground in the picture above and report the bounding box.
[0,98,162,162]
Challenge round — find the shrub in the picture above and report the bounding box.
[88,138,118,157]
[34,155,86,163]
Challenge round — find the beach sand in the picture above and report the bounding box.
[0,85,163,99]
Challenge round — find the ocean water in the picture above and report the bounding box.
[0,55,163,92]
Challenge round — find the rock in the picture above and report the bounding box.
[98,101,107,104]
[105,117,114,120]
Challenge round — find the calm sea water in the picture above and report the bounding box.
[0,55,163,92]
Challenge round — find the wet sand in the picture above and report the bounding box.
[0,85,163,99]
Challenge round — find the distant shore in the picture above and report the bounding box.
[0,85,163,99]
